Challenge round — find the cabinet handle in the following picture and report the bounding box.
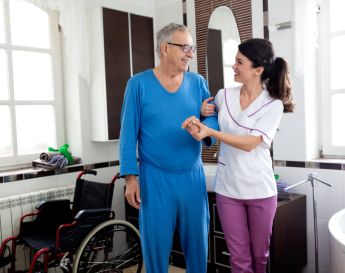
[222,251,230,256]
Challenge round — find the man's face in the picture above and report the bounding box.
[167,31,194,72]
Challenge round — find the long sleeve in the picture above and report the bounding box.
[119,80,141,177]
[200,78,219,147]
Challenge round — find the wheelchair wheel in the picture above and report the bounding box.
[73,220,143,273]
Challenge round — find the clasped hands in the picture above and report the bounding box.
[181,116,210,141]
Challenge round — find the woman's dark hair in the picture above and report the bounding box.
[238,38,295,113]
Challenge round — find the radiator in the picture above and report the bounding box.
[0,185,76,273]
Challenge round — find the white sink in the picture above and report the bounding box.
[203,163,217,192]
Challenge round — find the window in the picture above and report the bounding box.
[320,0,345,156]
[223,39,241,88]
[0,0,64,169]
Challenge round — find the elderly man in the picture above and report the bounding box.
[119,23,218,273]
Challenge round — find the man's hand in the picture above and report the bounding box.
[200,97,215,117]
[125,175,141,209]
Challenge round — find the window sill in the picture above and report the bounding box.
[0,160,121,183]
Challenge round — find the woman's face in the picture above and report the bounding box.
[232,51,258,84]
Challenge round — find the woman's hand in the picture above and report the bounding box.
[182,116,211,141]
[200,97,215,117]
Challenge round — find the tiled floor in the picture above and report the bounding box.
[124,265,185,273]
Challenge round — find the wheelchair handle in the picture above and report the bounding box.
[111,173,121,184]
[77,170,97,179]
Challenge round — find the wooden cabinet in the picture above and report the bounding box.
[88,7,154,141]
[207,193,307,273]
[124,190,307,272]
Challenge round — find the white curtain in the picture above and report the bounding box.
[0,0,90,86]
[295,0,321,77]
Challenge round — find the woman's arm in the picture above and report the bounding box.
[208,128,262,152]
[182,116,262,152]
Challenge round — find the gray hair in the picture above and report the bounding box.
[156,23,190,58]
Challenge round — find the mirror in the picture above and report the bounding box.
[206,6,241,97]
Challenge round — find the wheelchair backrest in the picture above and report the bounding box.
[73,179,114,216]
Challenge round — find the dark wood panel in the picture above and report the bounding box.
[263,0,269,39]
[206,28,224,98]
[271,194,307,273]
[264,25,269,39]
[213,204,223,234]
[130,14,155,75]
[103,8,131,140]
[214,237,230,268]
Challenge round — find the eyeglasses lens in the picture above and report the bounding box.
[183,45,196,53]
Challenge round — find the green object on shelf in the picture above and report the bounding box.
[48,144,73,165]
[274,174,279,179]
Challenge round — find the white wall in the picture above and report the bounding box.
[185,0,197,73]
[261,0,337,272]
[252,0,264,39]
[153,0,183,66]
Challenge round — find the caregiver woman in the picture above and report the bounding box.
[182,38,295,273]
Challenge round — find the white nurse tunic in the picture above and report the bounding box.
[213,86,283,200]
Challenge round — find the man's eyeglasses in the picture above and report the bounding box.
[167,43,196,53]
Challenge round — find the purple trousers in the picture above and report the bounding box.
[216,193,277,273]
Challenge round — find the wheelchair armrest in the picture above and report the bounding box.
[35,199,71,210]
[74,208,111,221]
[56,209,111,250]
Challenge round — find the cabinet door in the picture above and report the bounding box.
[103,8,131,140]
[130,14,155,75]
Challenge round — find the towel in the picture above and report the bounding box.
[39,151,72,162]
[33,156,81,171]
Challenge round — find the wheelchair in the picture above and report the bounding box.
[0,170,143,273]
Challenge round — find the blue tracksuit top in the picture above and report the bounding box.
[119,69,219,177]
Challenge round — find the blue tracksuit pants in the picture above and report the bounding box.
[138,160,209,273]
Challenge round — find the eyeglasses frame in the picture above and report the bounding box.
[166,42,196,53]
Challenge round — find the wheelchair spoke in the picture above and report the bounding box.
[76,222,142,273]
[113,254,142,269]
[115,243,139,262]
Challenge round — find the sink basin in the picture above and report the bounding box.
[203,164,217,192]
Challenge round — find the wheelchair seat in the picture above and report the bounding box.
[19,233,56,251]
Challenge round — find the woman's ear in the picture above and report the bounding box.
[255,66,264,76]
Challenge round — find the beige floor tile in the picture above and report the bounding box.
[123,265,186,273]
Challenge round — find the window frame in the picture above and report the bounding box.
[320,0,345,156]
[0,1,64,170]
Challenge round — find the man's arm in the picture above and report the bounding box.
[200,78,219,147]
[119,80,141,209]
